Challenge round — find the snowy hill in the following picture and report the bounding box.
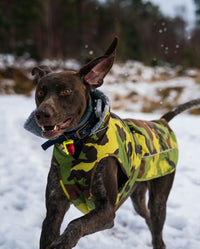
[1,57,200,114]
[0,60,200,249]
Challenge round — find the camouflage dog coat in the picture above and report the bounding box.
[52,108,178,214]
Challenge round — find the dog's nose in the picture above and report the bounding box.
[35,107,53,123]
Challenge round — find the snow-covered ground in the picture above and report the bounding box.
[0,89,200,249]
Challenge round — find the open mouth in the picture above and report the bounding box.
[41,117,73,139]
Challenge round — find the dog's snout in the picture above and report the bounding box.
[35,107,54,123]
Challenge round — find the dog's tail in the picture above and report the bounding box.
[161,98,200,122]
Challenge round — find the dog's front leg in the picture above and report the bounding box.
[48,157,118,249]
[40,160,70,249]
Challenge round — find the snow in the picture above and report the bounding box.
[0,87,200,249]
[101,62,200,113]
[0,54,80,71]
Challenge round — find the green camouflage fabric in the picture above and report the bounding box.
[52,110,178,214]
[125,118,178,181]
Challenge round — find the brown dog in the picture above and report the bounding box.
[30,38,200,249]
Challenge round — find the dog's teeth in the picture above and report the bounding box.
[42,126,45,131]
[53,126,57,131]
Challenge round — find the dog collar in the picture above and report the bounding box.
[41,111,98,150]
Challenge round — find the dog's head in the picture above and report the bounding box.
[33,37,118,140]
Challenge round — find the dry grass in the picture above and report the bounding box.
[157,86,183,100]
[189,108,200,115]
[141,97,162,113]
[0,67,35,96]
[195,73,200,85]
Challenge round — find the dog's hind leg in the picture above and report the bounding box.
[148,172,175,249]
[130,182,151,229]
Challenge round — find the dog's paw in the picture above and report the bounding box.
[47,227,80,249]
[47,238,70,249]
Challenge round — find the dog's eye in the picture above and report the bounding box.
[60,89,72,96]
[37,90,45,97]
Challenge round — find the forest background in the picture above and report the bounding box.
[0,0,200,67]
[1,2,200,249]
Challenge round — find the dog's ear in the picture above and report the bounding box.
[32,65,52,84]
[79,37,118,89]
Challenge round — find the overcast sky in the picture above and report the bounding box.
[148,0,196,27]
[99,0,197,28]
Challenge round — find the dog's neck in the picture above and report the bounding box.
[66,96,93,133]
